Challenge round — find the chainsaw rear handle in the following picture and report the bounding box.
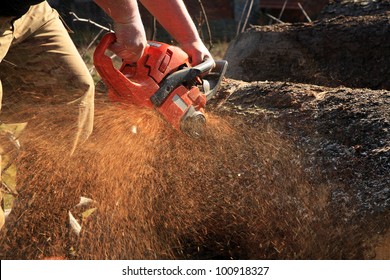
[94,32,115,62]
[93,32,126,93]
[93,32,118,72]
[94,32,150,75]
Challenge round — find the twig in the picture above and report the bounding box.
[197,0,213,50]
[2,59,17,67]
[241,0,254,34]
[265,13,285,24]
[81,28,104,58]
[68,12,114,77]
[1,182,18,196]
[236,0,250,36]
[16,209,27,223]
[1,132,22,179]
[278,0,289,21]
[298,2,312,23]
[69,12,112,31]
[151,17,157,41]
[197,11,205,43]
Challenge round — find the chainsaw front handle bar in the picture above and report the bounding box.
[150,58,216,106]
[192,58,215,74]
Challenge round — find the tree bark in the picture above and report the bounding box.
[224,12,390,90]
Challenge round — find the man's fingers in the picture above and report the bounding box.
[108,43,143,62]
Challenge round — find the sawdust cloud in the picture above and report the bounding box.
[0,100,367,259]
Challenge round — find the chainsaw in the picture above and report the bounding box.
[93,32,227,137]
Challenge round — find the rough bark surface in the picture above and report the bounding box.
[320,0,390,19]
[224,12,390,90]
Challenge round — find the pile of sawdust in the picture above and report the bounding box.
[0,100,369,259]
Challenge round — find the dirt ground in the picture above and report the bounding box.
[0,0,389,259]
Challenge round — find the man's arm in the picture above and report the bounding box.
[140,0,212,65]
[93,0,212,65]
[93,0,147,62]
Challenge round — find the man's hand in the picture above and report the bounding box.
[93,0,147,62]
[94,0,214,65]
[109,20,147,62]
[180,41,213,66]
[140,0,215,67]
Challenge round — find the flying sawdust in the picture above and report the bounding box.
[0,100,352,259]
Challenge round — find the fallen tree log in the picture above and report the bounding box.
[212,78,390,217]
[224,12,390,90]
[212,78,390,258]
[320,0,390,19]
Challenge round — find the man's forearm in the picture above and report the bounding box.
[140,0,201,45]
[92,0,210,64]
[93,0,140,24]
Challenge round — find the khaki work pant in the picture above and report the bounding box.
[0,2,95,230]
[0,156,3,230]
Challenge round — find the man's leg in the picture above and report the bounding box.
[0,16,17,230]
[0,2,95,233]
[0,3,95,256]
[0,154,3,230]
[1,2,95,154]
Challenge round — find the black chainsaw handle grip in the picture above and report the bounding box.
[150,59,227,107]
[192,58,215,74]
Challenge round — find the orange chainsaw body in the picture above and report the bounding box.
[93,33,227,135]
